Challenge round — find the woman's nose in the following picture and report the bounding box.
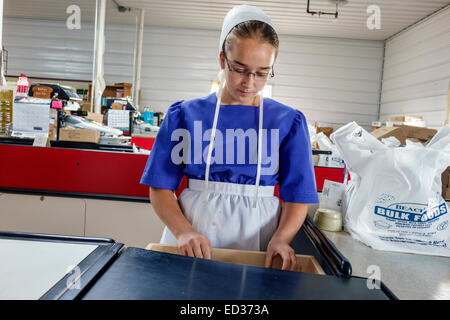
[241,74,255,87]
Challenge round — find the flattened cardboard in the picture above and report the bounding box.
[371,126,407,145]
[396,124,437,141]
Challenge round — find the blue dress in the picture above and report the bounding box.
[140,93,318,204]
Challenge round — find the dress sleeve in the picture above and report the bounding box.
[140,101,185,190]
[278,110,319,203]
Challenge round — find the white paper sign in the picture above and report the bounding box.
[107,110,130,129]
[319,179,345,212]
[33,133,49,147]
[12,101,50,138]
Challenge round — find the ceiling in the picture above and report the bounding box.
[4,0,450,40]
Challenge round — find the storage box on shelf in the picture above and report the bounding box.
[87,83,132,103]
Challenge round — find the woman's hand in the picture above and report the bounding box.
[265,237,302,272]
[177,230,212,259]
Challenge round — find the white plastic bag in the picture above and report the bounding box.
[316,132,345,168]
[331,122,450,257]
[381,136,401,148]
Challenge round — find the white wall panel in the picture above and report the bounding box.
[380,6,450,129]
[4,17,383,128]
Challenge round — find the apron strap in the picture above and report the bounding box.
[203,71,226,203]
[204,73,264,208]
[253,90,263,208]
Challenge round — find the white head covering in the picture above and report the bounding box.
[219,5,277,54]
[204,5,276,208]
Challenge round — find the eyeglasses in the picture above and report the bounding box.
[224,55,274,81]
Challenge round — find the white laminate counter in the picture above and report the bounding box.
[322,230,450,300]
[0,239,98,300]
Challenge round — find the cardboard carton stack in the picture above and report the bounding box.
[370,115,437,146]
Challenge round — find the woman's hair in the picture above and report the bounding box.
[222,20,279,59]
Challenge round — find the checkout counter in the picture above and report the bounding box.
[1,136,448,300]
[0,227,395,300]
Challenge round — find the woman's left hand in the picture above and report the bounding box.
[265,237,302,272]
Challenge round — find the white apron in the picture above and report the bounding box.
[160,70,280,251]
[160,179,281,251]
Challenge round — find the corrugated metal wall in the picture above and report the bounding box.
[4,17,384,128]
[380,6,450,129]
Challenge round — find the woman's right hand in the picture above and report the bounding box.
[176,230,212,259]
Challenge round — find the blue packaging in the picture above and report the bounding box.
[143,109,154,125]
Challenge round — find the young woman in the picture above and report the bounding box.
[141,5,318,271]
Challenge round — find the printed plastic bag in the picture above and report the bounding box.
[331,122,450,257]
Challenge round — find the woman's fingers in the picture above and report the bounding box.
[201,242,212,259]
[192,243,204,258]
[183,245,195,257]
[281,253,291,270]
[265,252,274,268]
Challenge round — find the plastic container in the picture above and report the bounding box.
[16,74,30,97]
[313,208,343,232]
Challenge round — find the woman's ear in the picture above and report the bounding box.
[219,51,226,70]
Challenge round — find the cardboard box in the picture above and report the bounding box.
[371,126,407,145]
[396,124,437,141]
[86,112,104,124]
[316,127,333,137]
[145,243,325,275]
[48,123,57,141]
[442,167,450,197]
[59,128,100,143]
[371,121,383,132]
[443,167,450,187]
[131,133,157,138]
[389,115,423,122]
[445,187,450,201]
[111,102,124,110]
[81,102,92,112]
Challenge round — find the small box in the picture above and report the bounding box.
[81,102,92,112]
[111,102,124,110]
[59,128,100,143]
[371,126,407,145]
[86,112,104,124]
[48,123,57,141]
[145,243,325,275]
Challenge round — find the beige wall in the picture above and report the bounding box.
[0,192,165,249]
